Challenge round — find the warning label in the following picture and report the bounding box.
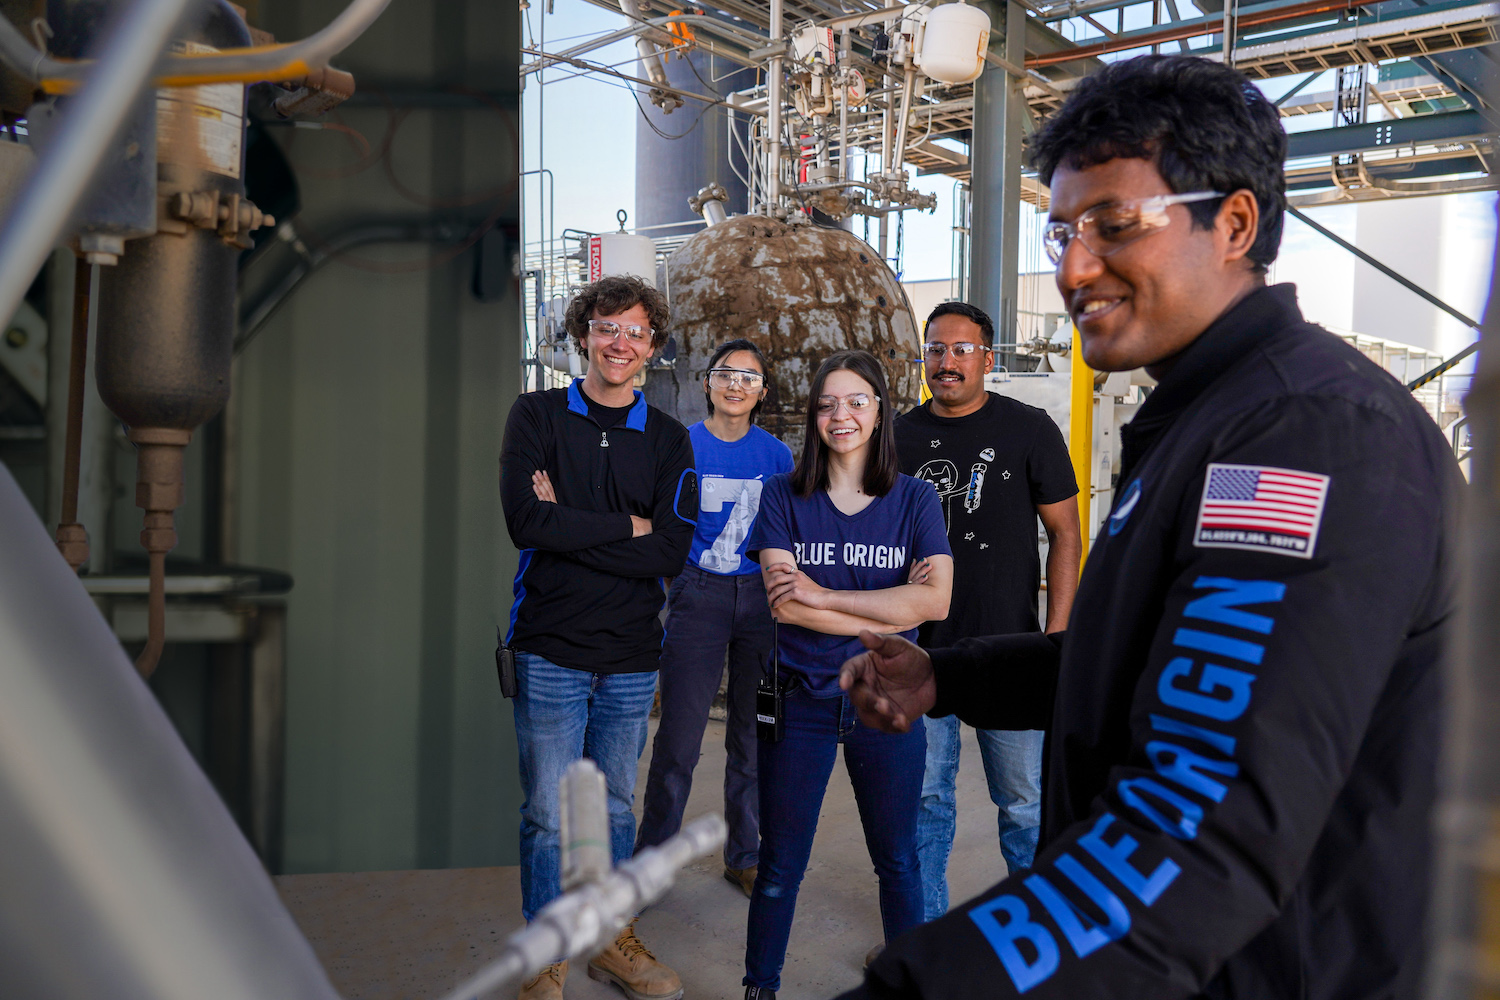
[157,41,244,178]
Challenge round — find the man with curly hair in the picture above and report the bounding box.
[499,274,698,1000]
[837,54,1460,999]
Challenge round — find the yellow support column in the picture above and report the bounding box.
[1069,327,1094,570]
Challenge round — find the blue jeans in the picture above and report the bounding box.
[637,565,772,870]
[744,685,926,991]
[915,714,1043,921]
[512,651,658,921]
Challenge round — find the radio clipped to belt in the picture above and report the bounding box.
[495,626,518,699]
[757,617,784,743]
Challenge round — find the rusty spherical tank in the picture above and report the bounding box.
[644,215,923,452]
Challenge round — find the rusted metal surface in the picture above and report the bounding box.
[649,215,923,452]
[54,255,91,572]
[128,425,191,677]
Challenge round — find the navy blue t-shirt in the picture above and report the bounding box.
[688,422,795,575]
[747,473,952,697]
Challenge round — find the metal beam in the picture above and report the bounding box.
[1286,108,1493,157]
[1026,0,1390,66]
[1287,204,1481,334]
[970,0,1028,356]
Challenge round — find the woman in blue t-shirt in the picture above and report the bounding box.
[741,349,953,1000]
[636,339,795,897]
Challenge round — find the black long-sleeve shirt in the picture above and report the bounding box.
[500,379,697,673]
[845,285,1461,1000]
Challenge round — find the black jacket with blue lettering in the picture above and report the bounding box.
[500,380,697,674]
[845,285,1461,1000]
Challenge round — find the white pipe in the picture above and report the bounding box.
[838,29,851,184]
[890,65,917,178]
[619,0,671,87]
[0,0,195,344]
[767,0,783,214]
[435,815,727,1000]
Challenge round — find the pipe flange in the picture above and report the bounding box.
[687,183,728,216]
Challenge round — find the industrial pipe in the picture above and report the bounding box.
[435,813,728,1000]
[0,463,342,1000]
[619,0,673,94]
[766,0,784,214]
[53,257,94,572]
[0,0,197,344]
[0,0,392,90]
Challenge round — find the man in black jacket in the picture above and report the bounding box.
[836,55,1461,999]
[499,275,697,1000]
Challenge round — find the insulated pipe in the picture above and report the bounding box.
[0,0,392,90]
[0,463,342,1000]
[890,65,918,179]
[0,0,198,341]
[619,0,671,89]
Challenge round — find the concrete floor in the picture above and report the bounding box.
[276,719,1011,1000]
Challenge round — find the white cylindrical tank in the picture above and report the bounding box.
[917,1,991,84]
[588,232,658,287]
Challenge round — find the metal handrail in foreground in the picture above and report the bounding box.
[435,761,727,1000]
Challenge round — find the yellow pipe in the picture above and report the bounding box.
[1069,327,1093,571]
[41,57,314,93]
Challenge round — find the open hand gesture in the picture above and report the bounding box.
[838,630,936,733]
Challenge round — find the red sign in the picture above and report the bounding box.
[588,236,603,282]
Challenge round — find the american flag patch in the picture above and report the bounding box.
[1193,463,1330,559]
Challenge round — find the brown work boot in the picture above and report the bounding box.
[587,919,684,1000]
[724,864,757,898]
[517,959,566,1000]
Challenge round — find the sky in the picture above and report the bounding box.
[522,0,1496,367]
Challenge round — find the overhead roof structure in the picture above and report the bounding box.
[526,0,1499,204]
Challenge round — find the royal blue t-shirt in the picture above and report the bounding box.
[746,473,951,697]
[688,422,795,576]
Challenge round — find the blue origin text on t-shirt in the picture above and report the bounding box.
[746,472,952,697]
[688,422,795,575]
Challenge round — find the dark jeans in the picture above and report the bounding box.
[744,684,926,991]
[636,564,772,870]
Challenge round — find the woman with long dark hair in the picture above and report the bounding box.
[740,350,954,1000]
[636,338,794,896]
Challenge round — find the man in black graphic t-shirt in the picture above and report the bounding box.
[895,302,1081,922]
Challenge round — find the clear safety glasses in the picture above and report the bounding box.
[706,368,766,390]
[1042,191,1224,265]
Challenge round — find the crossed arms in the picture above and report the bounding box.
[498,397,694,578]
[757,547,954,636]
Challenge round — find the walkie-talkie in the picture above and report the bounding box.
[756,618,784,743]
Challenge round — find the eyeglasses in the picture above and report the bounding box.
[815,393,879,416]
[587,319,653,345]
[706,368,766,390]
[922,342,986,361]
[1042,191,1224,265]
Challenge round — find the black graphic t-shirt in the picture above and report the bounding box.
[895,393,1078,646]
